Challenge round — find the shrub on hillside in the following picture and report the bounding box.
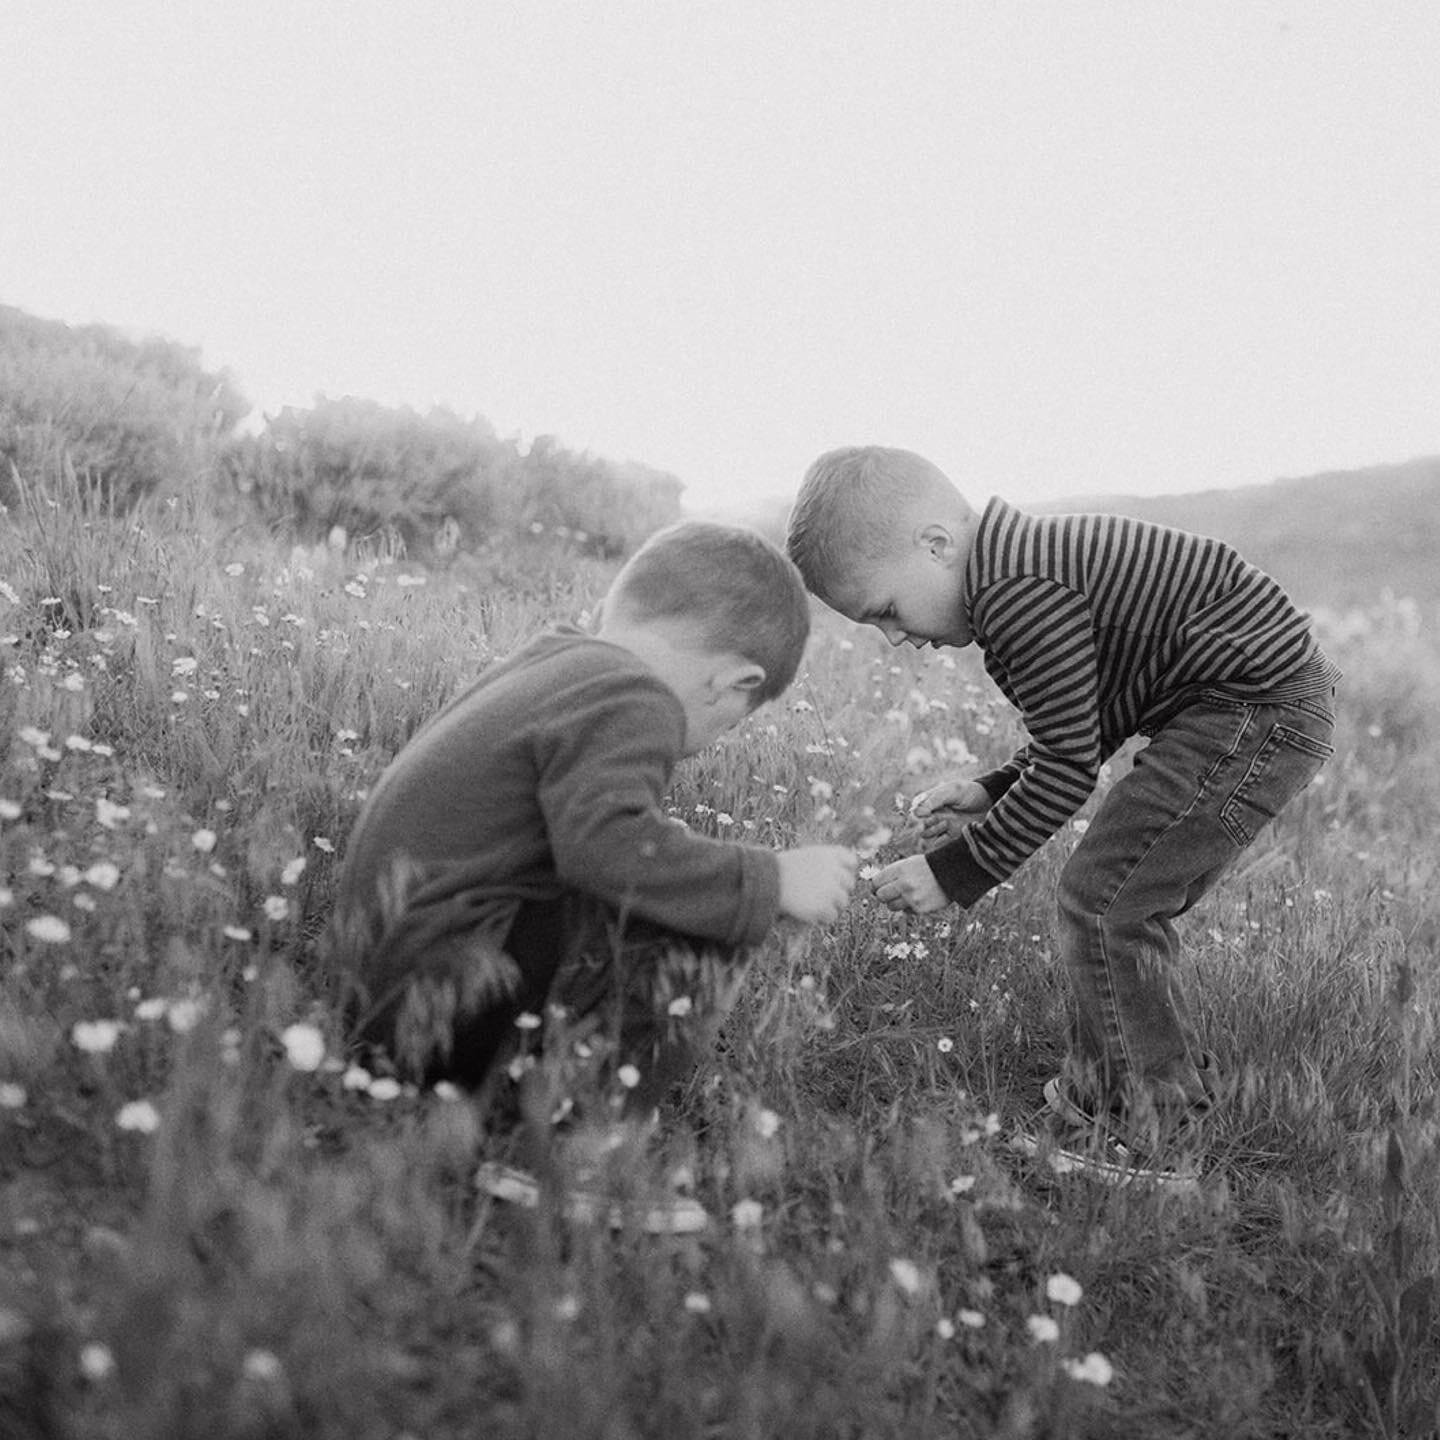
[0,304,247,510]
[220,397,683,563]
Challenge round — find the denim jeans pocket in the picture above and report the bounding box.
[1219,722,1334,847]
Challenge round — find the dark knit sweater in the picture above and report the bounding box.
[336,628,782,988]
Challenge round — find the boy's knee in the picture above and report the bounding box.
[1057,853,1108,923]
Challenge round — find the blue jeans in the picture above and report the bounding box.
[1056,688,1336,1117]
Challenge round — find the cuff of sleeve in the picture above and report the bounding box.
[976,767,1020,803]
[924,839,1004,908]
[733,848,782,945]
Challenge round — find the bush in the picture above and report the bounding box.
[220,397,683,563]
[0,304,248,510]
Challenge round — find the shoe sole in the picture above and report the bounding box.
[1008,1130,1200,1190]
[475,1162,710,1234]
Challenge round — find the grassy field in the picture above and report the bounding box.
[2,472,1439,1440]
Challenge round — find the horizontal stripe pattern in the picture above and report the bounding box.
[938,498,1341,892]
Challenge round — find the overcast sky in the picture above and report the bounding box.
[4,2,1438,514]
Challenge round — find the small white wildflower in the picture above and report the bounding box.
[937,1037,954,1053]
[341,1065,373,1091]
[79,1342,116,1381]
[95,798,130,830]
[1046,1273,1083,1307]
[27,915,72,944]
[683,1292,712,1315]
[616,1064,641,1089]
[513,1011,542,1031]
[133,998,169,1022]
[241,1349,284,1381]
[17,726,50,749]
[312,836,335,854]
[0,798,20,820]
[171,657,198,677]
[280,1023,326,1072]
[367,1077,402,1102]
[1062,1352,1115,1387]
[666,995,693,1018]
[73,1019,124,1053]
[84,861,121,891]
[949,1175,976,1196]
[166,998,205,1034]
[957,1308,986,1329]
[280,857,306,886]
[262,895,290,922]
[0,1083,27,1109]
[1026,1314,1061,1344]
[433,1081,462,1102]
[754,1108,781,1139]
[115,1100,161,1133]
[730,1198,764,1230]
[191,828,217,853]
[935,1317,956,1340]
[888,1258,924,1296]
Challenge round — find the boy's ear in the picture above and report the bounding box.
[715,661,767,698]
[918,521,959,564]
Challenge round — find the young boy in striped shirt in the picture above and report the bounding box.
[787,446,1340,1183]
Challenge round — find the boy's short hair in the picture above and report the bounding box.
[608,520,810,705]
[786,445,951,602]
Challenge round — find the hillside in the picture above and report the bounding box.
[1043,455,1440,615]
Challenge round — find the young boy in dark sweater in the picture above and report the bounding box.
[330,521,857,1225]
[787,446,1339,1184]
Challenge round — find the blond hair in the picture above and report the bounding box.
[786,446,959,601]
[607,520,810,704]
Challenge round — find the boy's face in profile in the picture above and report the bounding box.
[828,530,973,650]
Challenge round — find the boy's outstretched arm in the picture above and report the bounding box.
[775,846,860,925]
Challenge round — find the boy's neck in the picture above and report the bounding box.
[595,616,701,695]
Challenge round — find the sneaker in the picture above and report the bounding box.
[1005,1077,1203,1190]
[475,1161,711,1235]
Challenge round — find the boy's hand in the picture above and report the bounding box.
[872,854,950,915]
[910,778,992,843]
[776,846,859,925]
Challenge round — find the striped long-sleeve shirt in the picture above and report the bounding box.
[926,498,1342,906]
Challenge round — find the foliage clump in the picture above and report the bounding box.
[219,397,684,566]
[0,304,248,511]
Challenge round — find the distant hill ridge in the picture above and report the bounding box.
[1044,455,1440,613]
[734,456,1438,614]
